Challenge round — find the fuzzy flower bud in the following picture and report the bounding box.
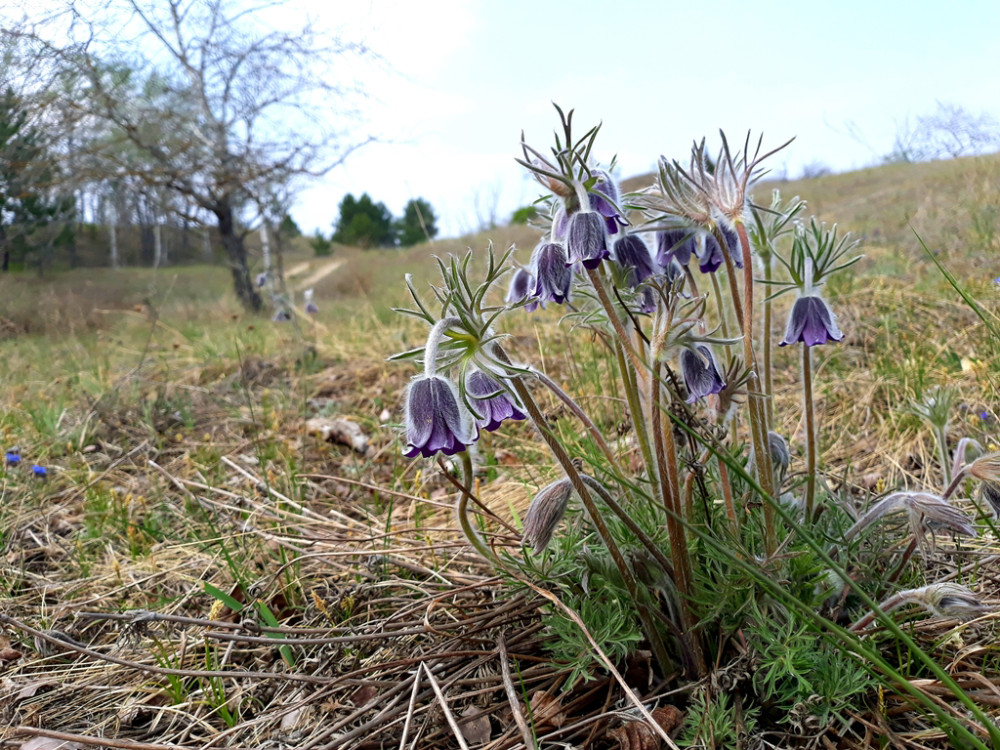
[655,229,695,269]
[506,267,540,311]
[523,478,573,552]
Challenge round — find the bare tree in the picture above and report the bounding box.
[912,101,1000,160]
[4,0,372,310]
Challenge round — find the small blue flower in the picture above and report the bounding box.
[531,242,572,305]
[680,345,726,403]
[655,229,696,269]
[255,272,268,288]
[612,233,655,288]
[32,464,47,479]
[506,267,540,311]
[466,369,526,432]
[5,452,20,466]
[994,276,1000,286]
[403,375,477,458]
[566,211,610,269]
[779,294,844,347]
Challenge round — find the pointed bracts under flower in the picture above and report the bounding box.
[506,267,539,311]
[566,211,610,269]
[612,233,655,288]
[680,344,726,404]
[523,478,573,551]
[465,369,526,432]
[403,375,477,458]
[780,294,844,347]
[531,242,572,304]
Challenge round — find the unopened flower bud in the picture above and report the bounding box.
[523,478,573,552]
[531,242,572,304]
[768,431,790,486]
[612,233,655,288]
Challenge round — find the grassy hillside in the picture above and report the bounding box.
[0,153,998,748]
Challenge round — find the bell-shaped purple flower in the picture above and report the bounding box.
[612,233,655,288]
[403,375,476,457]
[696,227,743,274]
[720,223,743,268]
[506,267,540,311]
[635,286,656,314]
[566,211,610,269]
[779,294,844,347]
[466,369,526,432]
[655,229,696,269]
[531,242,572,304]
[255,272,268,288]
[680,344,726,404]
[589,171,626,235]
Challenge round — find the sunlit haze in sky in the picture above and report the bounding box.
[293,0,1000,239]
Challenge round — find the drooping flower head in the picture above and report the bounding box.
[403,375,477,458]
[779,294,843,347]
[566,211,610,269]
[255,272,268,288]
[612,233,655,288]
[655,228,696,269]
[680,344,726,403]
[272,309,292,323]
[303,288,318,315]
[531,242,572,304]
[506,267,540,311]
[696,226,743,274]
[589,170,626,235]
[465,369,526,432]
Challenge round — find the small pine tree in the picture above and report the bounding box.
[396,198,438,247]
[333,192,396,248]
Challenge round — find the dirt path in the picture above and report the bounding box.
[288,258,344,291]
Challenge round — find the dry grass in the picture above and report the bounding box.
[0,154,999,748]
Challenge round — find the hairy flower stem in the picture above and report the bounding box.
[802,343,817,522]
[422,316,461,377]
[615,340,656,479]
[717,458,739,532]
[935,426,952,488]
[942,467,967,500]
[710,271,731,341]
[649,361,706,675]
[530,369,624,476]
[585,267,646,380]
[762,256,774,425]
[732,222,777,553]
[455,451,497,564]
[505,366,673,675]
[886,537,918,586]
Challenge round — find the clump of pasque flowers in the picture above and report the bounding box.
[393,252,528,460]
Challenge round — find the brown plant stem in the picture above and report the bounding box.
[802,342,817,522]
[505,368,674,676]
[649,361,706,676]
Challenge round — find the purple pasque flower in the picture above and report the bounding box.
[612,233,655,288]
[403,374,477,457]
[531,242,572,304]
[680,344,726,403]
[506,267,540,311]
[466,369,526,432]
[566,211,610,269]
[779,293,843,347]
[255,272,268,288]
[589,170,626,235]
[303,288,318,315]
[655,228,697,269]
[695,225,743,274]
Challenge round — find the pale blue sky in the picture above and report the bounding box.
[296,0,1000,237]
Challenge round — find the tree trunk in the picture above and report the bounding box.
[215,200,262,312]
[153,223,162,269]
[0,224,7,272]
[110,218,119,269]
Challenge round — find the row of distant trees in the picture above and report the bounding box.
[0,0,374,311]
[310,193,438,252]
